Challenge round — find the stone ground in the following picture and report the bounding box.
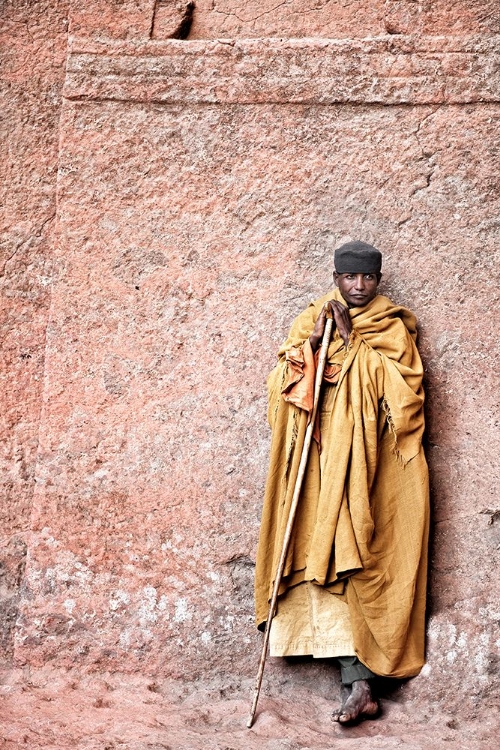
[0,668,494,749]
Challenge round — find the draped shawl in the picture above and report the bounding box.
[255,290,430,678]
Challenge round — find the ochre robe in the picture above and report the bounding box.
[255,290,430,679]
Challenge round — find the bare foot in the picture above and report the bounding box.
[331,684,350,722]
[332,680,379,725]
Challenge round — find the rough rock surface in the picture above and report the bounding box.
[0,0,70,669]
[69,1,196,41]
[189,0,500,38]
[64,36,500,105]
[1,667,499,749]
[1,1,500,747]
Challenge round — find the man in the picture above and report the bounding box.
[255,241,429,724]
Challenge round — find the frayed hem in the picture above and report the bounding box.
[381,395,409,466]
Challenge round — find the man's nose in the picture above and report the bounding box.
[354,274,366,289]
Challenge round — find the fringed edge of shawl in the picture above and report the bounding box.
[381,395,409,467]
[269,361,288,425]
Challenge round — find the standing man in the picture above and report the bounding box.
[255,241,429,724]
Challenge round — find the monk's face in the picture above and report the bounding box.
[333,272,381,308]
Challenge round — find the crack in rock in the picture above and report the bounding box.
[150,1,195,40]
[480,508,500,526]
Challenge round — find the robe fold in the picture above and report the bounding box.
[255,289,430,679]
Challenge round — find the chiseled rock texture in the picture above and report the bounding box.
[1,1,499,746]
[0,0,70,669]
[190,0,500,38]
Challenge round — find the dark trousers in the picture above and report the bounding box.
[337,656,376,685]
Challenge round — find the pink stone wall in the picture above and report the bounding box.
[0,0,70,669]
[2,0,500,723]
[190,0,500,38]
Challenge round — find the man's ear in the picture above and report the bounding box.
[333,271,339,285]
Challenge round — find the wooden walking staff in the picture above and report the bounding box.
[247,307,334,729]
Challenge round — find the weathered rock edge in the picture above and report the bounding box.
[64,36,500,105]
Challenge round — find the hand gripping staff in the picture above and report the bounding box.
[247,307,334,729]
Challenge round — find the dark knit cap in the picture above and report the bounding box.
[334,241,382,274]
